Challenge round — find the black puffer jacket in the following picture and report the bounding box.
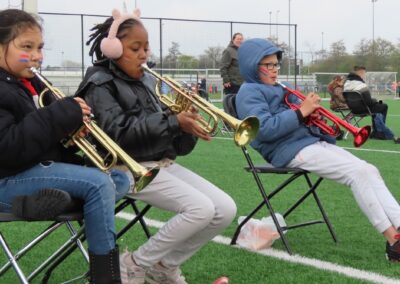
[75,61,197,162]
[0,68,83,178]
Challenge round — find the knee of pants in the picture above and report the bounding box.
[217,196,237,228]
[185,197,216,226]
[85,173,116,205]
[349,162,381,184]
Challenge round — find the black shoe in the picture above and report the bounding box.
[386,235,400,262]
[370,131,386,140]
[394,137,400,144]
[12,188,71,220]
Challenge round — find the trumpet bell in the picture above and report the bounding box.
[134,167,160,192]
[353,125,371,147]
[234,116,260,146]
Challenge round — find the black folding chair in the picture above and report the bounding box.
[224,94,337,255]
[40,194,152,284]
[0,191,152,284]
[343,91,374,127]
[0,190,87,284]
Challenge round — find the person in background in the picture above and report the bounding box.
[76,8,236,284]
[327,75,348,111]
[0,9,130,283]
[235,37,400,263]
[220,32,244,112]
[343,65,398,141]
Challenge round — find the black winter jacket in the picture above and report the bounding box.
[344,72,378,107]
[0,68,83,178]
[75,61,197,162]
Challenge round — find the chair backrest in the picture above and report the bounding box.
[342,91,372,115]
[223,93,238,118]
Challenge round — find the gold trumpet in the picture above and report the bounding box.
[141,64,259,147]
[30,67,159,192]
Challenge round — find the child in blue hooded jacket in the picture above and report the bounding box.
[235,38,400,262]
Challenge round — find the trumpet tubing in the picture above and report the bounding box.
[30,67,158,192]
[277,81,370,147]
[142,64,260,146]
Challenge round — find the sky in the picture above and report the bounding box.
[1,0,399,66]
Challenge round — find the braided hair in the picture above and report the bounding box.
[86,16,143,62]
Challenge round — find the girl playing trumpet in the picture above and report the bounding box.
[0,9,130,283]
[76,7,236,284]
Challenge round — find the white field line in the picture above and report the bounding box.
[213,136,400,154]
[116,211,400,284]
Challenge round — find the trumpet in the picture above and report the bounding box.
[30,67,159,192]
[141,64,259,147]
[277,81,371,147]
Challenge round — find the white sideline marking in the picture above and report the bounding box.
[116,212,400,284]
[213,136,400,154]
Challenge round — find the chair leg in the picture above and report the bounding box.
[40,223,87,284]
[230,200,265,245]
[0,232,29,284]
[311,191,338,243]
[116,197,152,240]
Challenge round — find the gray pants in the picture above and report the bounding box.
[131,162,237,268]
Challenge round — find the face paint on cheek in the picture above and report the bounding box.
[260,66,270,77]
[19,53,30,63]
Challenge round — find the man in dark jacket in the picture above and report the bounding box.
[344,65,398,141]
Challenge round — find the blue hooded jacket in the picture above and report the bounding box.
[235,38,320,167]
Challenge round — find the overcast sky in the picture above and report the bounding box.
[1,0,399,65]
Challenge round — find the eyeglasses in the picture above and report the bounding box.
[258,63,281,70]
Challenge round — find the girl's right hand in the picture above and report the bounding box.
[299,92,321,117]
[74,97,92,117]
[73,97,91,137]
[176,111,211,141]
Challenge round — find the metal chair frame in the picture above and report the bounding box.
[0,195,151,283]
[230,146,338,254]
[223,93,337,254]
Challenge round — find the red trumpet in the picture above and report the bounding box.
[277,81,370,147]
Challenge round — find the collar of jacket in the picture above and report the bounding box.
[346,72,364,83]
[0,67,19,84]
[228,42,238,50]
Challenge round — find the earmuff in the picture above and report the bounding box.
[100,8,141,59]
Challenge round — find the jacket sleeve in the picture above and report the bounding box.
[219,48,232,84]
[236,86,300,142]
[0,96,82,167]
[82,83,189,159]
[361,90,377,106]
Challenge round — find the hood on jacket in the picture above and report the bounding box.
[238,38,282,84]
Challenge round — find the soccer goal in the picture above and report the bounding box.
[313,72,397,99]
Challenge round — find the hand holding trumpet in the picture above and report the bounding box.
[73,97,92,137]
[176,109,211,141]
[299,92,321,118]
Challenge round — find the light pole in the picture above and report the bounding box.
[269,11,272,38]
[288,0,291,77]
[372,0,377,54]
[276,10,280,41]
[321,32,324,51]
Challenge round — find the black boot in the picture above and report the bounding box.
[89,246,121,284]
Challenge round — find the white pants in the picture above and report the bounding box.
[287,141,400,233]
[131,162,237,268]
